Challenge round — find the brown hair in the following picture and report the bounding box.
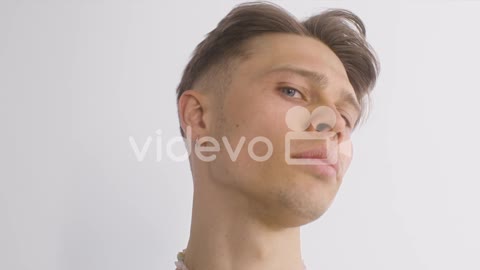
[176,1,379,135]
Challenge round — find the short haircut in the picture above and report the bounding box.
[176,1,380,136]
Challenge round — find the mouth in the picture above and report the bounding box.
[290,148,339,177]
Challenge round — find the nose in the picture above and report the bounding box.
[312,122,340,142]
[315,123,331,132]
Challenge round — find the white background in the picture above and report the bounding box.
[1,1,479,270]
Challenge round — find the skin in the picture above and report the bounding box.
[178,33,358,270]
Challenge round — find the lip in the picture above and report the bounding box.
[290,148,339,177]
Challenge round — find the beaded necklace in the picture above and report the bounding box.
[174,250,188,270]
[174,249,307,270]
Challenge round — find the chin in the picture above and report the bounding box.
[274,206,329,228]
[271,190,335,227]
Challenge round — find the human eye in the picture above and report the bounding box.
[341,115,352,128]
[280,86,303,99]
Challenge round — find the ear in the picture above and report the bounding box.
[178,90,208,139]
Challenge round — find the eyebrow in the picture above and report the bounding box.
[262,65,362,115]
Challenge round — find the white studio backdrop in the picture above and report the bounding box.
[1,1,479,270]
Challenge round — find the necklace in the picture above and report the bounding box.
[175,249,307,270]
[174,250,188,270]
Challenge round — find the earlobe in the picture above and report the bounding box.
[178,90,207,139]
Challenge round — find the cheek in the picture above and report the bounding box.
[220,88,296,157]
[338,140,354,177]
[230,99,290,136]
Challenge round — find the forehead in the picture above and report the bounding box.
[236,33,353,91]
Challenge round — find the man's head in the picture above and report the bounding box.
[176,2,379,228]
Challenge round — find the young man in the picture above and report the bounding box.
[175,2,379,269]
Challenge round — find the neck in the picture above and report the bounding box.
[182,177,305,270]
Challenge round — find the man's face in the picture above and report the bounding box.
[205,33,358,227]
